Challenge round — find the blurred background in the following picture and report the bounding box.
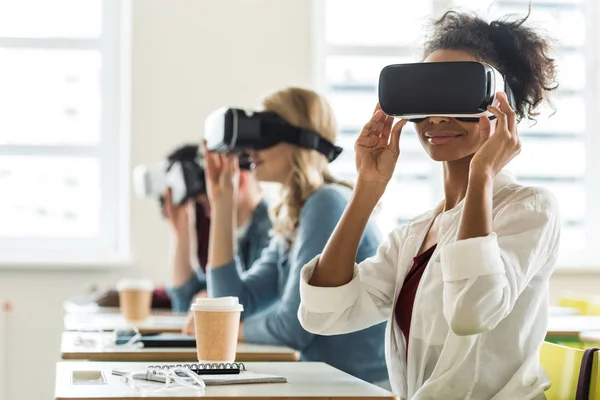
[0,0,597,398]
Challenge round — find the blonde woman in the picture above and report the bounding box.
[199,87,389,386]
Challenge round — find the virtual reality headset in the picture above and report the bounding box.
[378,61,516,123]
[204,108,343,162]
[133,157,207,206]
[133,145,254,205]
[133,152,253,206]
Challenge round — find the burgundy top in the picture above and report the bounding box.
[395,244,437,348]
[195,203,210,272]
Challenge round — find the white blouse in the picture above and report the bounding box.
[298,171,560,400]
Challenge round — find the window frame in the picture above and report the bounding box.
[0,0,131,268]
[313,0,600,271]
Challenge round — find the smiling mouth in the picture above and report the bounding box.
[425,134,464,145]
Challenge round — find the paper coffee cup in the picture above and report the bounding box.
[116,278,153,324]
[191,297,244,363]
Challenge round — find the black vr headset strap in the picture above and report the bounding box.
[262,116,343,162]
[504,80,517,111]
[292,128,343,162]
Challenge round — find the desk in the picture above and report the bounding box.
[63,300,183,317]
[55,361,398,399]
[64,313,187,334]
[547,316,600,339]
[579,330,600,345]
[549,306,580,317]
[60,332,299,362]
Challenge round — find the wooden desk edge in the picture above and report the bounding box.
[61,351,300,362]
[57,396,398,400]
[64,328,183,334]
[236,351,300,362]
[545,331,581,339]
[579,331,600,343]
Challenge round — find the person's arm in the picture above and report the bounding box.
[242,188,349,348]
[457,91,521,242]
[208,199,237,269]
[441,92,560,335]
[440,189,560,336]
[163,189,206,313]
[308,109,406,288]
[299,222,404,336]
[163,189,199,287]
[207,240,281,317]
[168,274,206,313]
[203,148,238,270]
[243,187,394,348]
[296,106,408,336]
[171,222,195,286]
[307,183,383,287]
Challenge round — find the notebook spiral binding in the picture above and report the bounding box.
[148,362,246,371]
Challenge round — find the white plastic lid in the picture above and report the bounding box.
[190,296,244,312]
[116,278,154,291]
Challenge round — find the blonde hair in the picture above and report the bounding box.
[262,87,352,246]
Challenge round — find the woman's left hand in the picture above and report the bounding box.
[470,92,521,177]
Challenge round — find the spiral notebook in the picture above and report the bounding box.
[150,362,246,375]
[113,362,287,386]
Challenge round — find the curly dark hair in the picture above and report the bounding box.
[167,144,199,164]
[423,9,558,122]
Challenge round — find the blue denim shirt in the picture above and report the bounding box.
[169,201,271,313]
[207,184,388,384]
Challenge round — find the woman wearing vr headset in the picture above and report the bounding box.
[298,11,559,400]
[163,145,272,313]
[197,87,389,386]
[96,144,271,313]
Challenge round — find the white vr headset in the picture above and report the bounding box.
[132,148,252,207]
[132,160,193,206]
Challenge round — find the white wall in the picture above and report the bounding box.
[0,1,312,399]
[0,1,598,399]
[129,0,313,283]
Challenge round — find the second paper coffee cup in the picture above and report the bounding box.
[190,297,244,363]
[116,278,153,324]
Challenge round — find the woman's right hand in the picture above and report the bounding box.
[164,187,194,238]
[201,141,239,206]
[354,104,407,193]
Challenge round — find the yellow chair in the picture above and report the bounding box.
[541,341,600,400]
[541,342,584,399]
